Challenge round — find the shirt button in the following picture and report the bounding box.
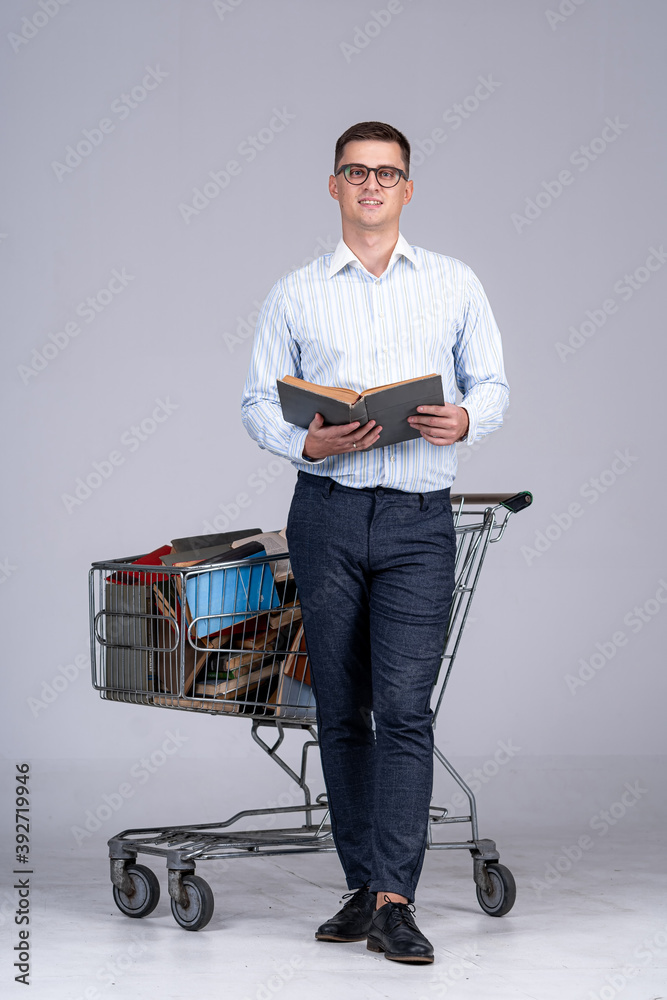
[390,456,395,463]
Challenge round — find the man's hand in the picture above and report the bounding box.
[302,413,382,460]
[407,404,469,445]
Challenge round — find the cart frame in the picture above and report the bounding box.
[89,490,532,930]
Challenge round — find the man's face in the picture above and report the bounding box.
[328,140,413,232]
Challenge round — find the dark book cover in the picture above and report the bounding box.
[160,543,234,567]
[171,528,263,553]
[277,380,367,428]
[363,374,445,448]
[277,373,444,450]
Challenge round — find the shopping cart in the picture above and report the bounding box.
[89,490,532,931]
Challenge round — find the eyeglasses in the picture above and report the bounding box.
[335,163,408,188]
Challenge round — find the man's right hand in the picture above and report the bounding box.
[302,412,382,460]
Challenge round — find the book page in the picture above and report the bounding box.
[361,373,440,396]
[281,374,361,404]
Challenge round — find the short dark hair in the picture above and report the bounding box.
[334,121,411,176]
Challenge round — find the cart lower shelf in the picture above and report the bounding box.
[108,803,517,931]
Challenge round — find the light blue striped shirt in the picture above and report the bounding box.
[241,233,509,492]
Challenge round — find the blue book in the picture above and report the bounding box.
[185,550,280,639]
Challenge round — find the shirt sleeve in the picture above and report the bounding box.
[240,279,327,465]
[453,268,510,445]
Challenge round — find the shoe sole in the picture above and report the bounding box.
[315,933,368,942]
[367,939,434,963]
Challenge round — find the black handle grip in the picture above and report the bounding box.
[450,491,533,513]
[500,491,533,513]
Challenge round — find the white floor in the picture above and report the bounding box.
[8,827,666,1000]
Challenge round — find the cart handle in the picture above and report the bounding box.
[90,494,533,573]
[450,491,533,513]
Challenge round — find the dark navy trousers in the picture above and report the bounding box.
[285,470,456,901]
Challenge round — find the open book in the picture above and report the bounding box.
[277,373,444,449]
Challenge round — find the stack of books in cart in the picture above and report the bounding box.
[102,527,313,718]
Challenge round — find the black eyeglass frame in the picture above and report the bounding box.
[334,163,409,188]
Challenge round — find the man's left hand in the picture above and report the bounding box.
[407,404,469,445]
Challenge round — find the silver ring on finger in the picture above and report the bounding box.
[353,442,356,448]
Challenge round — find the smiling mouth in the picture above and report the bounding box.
[359,199,383,206]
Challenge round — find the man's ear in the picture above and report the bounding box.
[328,174,340,201]
[403,179,414,206]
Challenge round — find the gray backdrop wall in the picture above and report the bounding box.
[1,0,665,858]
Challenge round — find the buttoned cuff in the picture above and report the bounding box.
[459,403,478,445]
[289,426,327,464]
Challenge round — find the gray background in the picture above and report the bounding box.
[1,0,665,866]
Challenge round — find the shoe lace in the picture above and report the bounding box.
[340,884,371,911]
[380,895,417,928]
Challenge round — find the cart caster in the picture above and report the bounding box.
[112,864,160,919]
[170,874,214,931]
[476,863,516,917]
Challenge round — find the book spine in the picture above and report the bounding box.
[350,398,369,425]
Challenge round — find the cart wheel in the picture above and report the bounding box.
[476,863,516,917]
[170,874,214,931]
[112,864,160,918]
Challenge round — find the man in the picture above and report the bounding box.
[241,121,508,964]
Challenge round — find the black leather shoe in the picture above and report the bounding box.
[366,900,434,963]
[315,885,375,942]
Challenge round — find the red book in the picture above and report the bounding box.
[108,544,173,583]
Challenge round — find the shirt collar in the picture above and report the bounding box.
[327,232,419,279]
